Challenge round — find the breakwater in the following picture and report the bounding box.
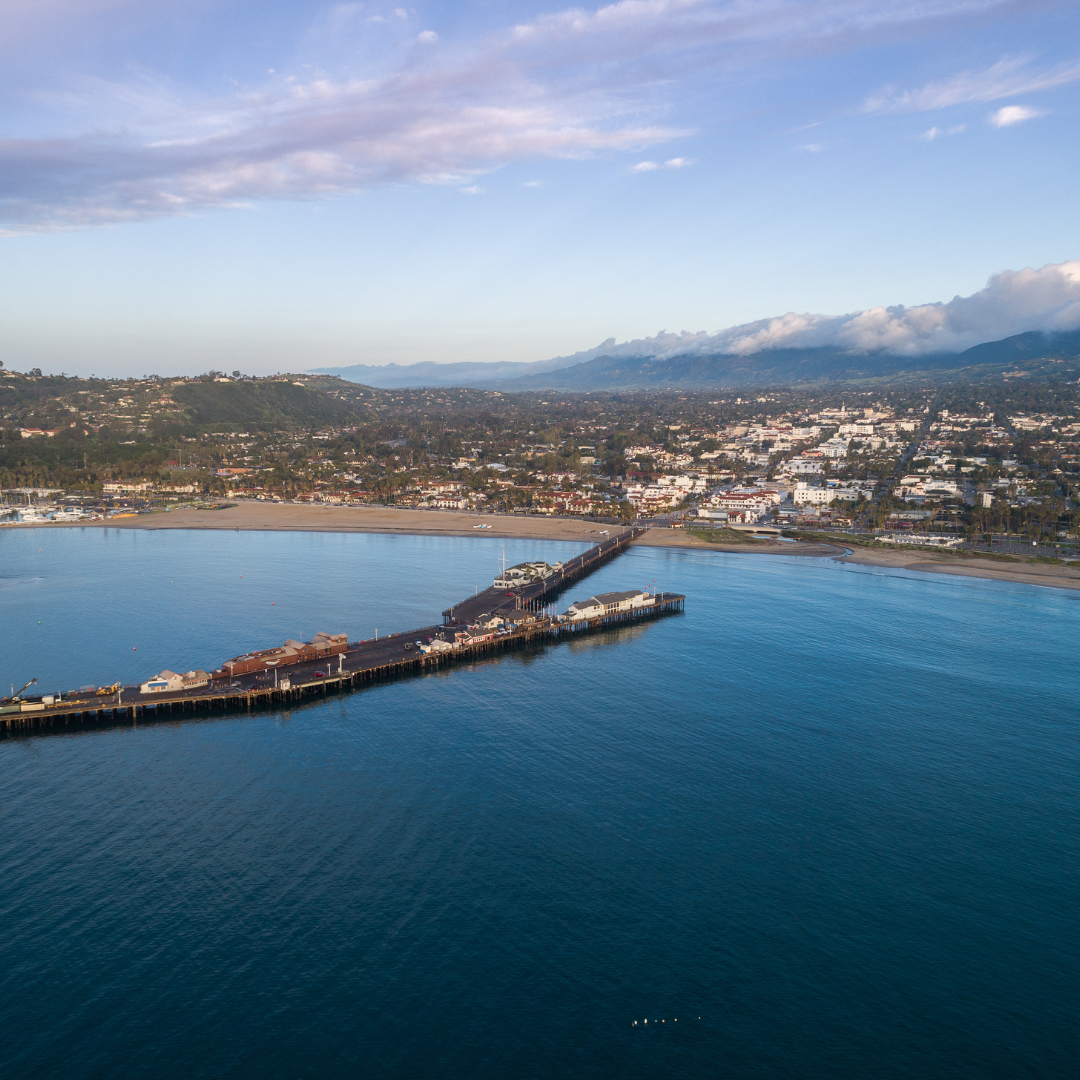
[2,527,683,737]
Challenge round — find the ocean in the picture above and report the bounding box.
[1,527,1078,1078]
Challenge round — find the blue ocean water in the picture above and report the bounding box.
[1,527,1079,1079]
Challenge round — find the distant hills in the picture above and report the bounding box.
[312,328,1080,391]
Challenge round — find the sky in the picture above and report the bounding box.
[1,0,1079,377]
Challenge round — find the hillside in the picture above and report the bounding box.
[170,380,364,429]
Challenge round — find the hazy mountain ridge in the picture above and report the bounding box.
[313,329,1080,390]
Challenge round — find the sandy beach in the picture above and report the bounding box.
[16,501,1080,593]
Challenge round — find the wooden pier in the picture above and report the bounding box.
[442,525,647,624]
[2,527,683,738]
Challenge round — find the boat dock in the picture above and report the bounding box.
[2,528,683,737]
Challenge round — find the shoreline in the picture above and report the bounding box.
[9,501,1080,593]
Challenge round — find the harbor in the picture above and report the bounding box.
[2,528,684,736]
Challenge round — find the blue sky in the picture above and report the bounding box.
[1,0,1079,376]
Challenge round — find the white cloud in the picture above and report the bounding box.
[551,261,1080,361]
[797,143,823,152]
[523,179,543,187]
[919,123,965,140]
[989,104,1045,127]
[459,184,482,194]
[864,55,1080,114]
[417,30,438,43]
[632,156,690,171]
[0,0,1029,231]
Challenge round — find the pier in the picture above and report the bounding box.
[2,528,683,737]
[442,526,646,624]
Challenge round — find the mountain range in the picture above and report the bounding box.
[311,329,1080,391]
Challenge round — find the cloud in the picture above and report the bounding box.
[989,104,1045,127]
[864,55,1080,113]
[417,30,438,43]
[522,179,543,187]
[459,184,482,194]
[632,156,690,171]
[0,0,1026,231]
[919,123,965,140]
[550,261,1080,361]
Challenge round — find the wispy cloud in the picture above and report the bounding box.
[864,55,1080,114]
[989,104,1045,126]
[919,124,965,140]
[632,157,691,172]
[549,261,1080,361]
[0,0,1027,231]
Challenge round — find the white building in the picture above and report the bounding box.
[784,458,824,475]
[818,439,850,459]
[494,560,563,590]
[565,590,654,621]
[139,669,210,694]
[793,483,834,506]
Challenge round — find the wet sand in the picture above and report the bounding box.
[16,502,1080,593]
[837,545,1080,593]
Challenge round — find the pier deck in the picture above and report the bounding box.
[3,528,681,737]
[442,526,645,624]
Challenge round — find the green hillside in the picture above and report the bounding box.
[171,380,363,429]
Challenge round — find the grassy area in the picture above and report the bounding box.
[783,530,880,548]
[687,527,768,544]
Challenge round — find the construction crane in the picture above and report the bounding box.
[3,678,37,704]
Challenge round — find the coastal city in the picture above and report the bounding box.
[3,364,1079,554]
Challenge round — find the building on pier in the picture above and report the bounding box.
[565,590,654,621]
[140,670,210,694]
[218,631,347,677]
[493,560,563,589]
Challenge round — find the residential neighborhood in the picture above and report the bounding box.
[3,365,1079,550]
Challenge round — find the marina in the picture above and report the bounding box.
[2,527,684,736]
